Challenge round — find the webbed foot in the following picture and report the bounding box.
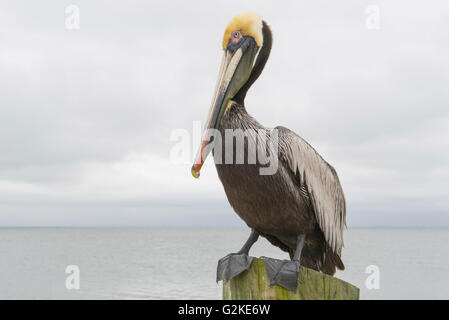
[216,230,259,282]
[261,234,306,292]
[216,253,254,282]
[261,257,300,291]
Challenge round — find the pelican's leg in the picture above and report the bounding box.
[262,234,306,292]
[216,230,259,282]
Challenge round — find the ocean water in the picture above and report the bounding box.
[0,228,447,300]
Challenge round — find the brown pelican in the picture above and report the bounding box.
[191,12,346,291]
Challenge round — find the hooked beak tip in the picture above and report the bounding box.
[191,166,201,179]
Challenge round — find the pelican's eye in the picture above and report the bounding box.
[231,31,242,42]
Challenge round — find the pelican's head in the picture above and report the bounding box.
[192,12,271,178]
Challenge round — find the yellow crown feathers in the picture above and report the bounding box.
[222,12,263,49]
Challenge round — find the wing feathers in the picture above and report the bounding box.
[276,126,346,256]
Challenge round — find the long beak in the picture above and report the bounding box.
[191,38,259,178]
[191,42,256,178]
[191,50,242,178]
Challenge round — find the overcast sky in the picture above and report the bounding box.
[0,1,448,227]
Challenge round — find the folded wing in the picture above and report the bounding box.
[275,126,346,256]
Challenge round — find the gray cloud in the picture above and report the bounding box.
[0,0,448,227]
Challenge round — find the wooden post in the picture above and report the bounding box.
[223,258,359,300]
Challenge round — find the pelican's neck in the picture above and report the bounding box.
[219,101,264,132]
[232,21,272,106]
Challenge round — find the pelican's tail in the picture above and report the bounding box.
[321,249,345,275]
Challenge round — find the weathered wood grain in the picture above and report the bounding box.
[223,258,359,300]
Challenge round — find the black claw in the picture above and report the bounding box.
[216,253,254,282]
[262,257,300,292]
